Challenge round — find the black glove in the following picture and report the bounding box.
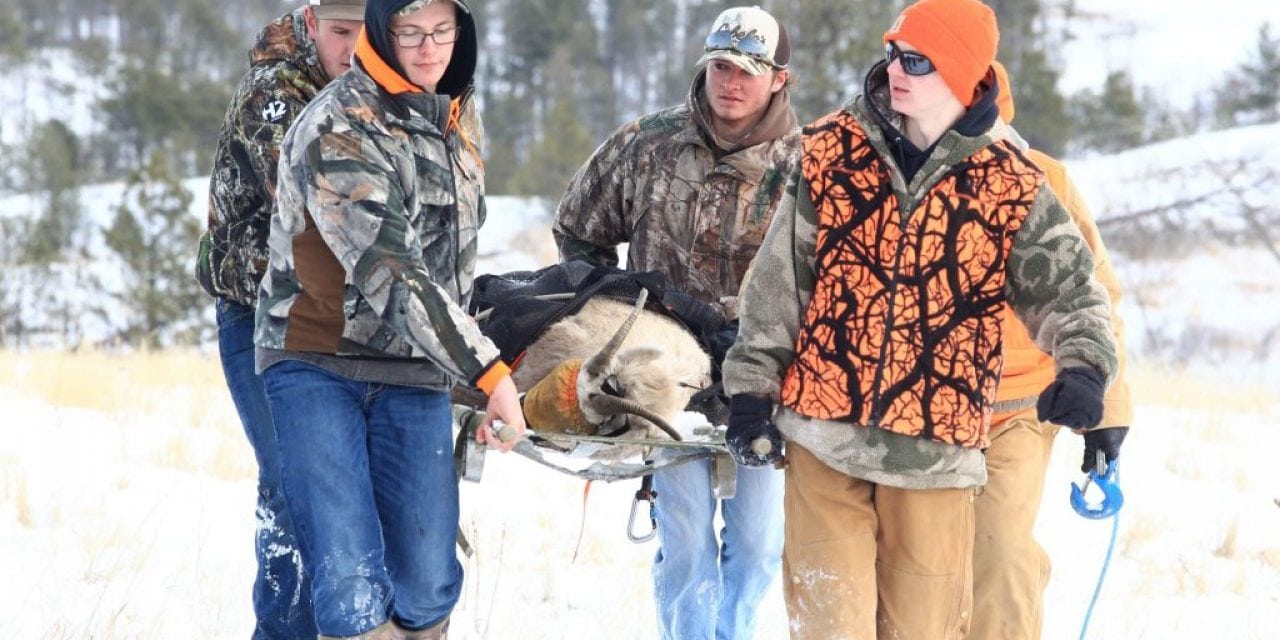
[686,382,730,427]
[704,319,740,368]
[726,395,784,467]
[1036,366,1105,430]
[661,288,726,336]
[1081,427,1128,474]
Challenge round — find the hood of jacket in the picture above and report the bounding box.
[688,66,798,154]
[361,0,477,98]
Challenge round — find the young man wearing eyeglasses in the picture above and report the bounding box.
[196,1,364,636]
[553,6,798,640]
[254,0,525,637]
[722,0,1119,638]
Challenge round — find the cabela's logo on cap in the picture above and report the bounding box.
[698,6,787,76]
[715,19,767,49]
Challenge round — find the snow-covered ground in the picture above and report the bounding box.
[3,3,1279,636]
[3,359,1279,639]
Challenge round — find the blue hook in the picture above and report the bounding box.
[1071,455,1123,519]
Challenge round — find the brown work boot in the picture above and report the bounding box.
[319,621,398,640]
[394,617,449,640]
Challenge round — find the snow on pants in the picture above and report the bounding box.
[262,360,462,637]
[215,299,316,640]
[968,408,1059,640]
[782,443,975,640]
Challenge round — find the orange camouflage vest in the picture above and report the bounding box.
[780,111,1042,448]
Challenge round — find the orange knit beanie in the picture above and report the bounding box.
[992,60,1014,122]
[883,0,999,107]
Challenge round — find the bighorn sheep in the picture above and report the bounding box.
[511,289,713,450]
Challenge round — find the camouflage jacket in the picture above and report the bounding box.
[553,69,800,319]
[724,67,1117,489]
[254,60,500,387]
[196,8,331,306]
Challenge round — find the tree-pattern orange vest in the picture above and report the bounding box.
[780,111,1042,448]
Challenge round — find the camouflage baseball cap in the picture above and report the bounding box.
[310,0,366,21]
[697,6,790,76]
[394,0,470,16]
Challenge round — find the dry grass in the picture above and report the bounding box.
[1127,364,1276,413]
[3,469,33,528]
[1121,514,1162,556]
[0,348,227,420]
[1261,548,1280,571]
[1214,516,1239,558]
[0,348,253,483]
[1175,557,1209,595]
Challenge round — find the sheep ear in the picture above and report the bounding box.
[618,346,662,366]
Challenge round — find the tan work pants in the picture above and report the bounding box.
[968,408,1059,640]
[782,444,975,640]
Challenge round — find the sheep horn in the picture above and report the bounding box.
[587,393,684,441]
[582,288,649,378]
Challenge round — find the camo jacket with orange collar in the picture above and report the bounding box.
[723,75,1118,490]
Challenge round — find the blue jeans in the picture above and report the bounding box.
[262,360,462,637]
[652,457,784,640]
[215,299,316,640]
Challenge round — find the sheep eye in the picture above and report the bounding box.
[602,375,625,397]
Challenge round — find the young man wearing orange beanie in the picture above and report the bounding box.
[722,0,1119,638]
[966,62,1132,640]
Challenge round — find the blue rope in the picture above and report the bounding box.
[1078,511,1120,640]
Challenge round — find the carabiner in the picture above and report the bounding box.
[1071,456,1124,519]
[627,488,658,543]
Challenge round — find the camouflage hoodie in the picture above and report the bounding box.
[724,64,1117,489]
[254,10,505,391]
[197,8,331,306]
[553,68,800,319]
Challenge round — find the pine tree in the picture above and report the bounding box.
[1002,49,1070,156]
[103,153,205,348]
[488,0,611,196]
[772,0,901,122]
[1215,23,1280,126]
[0,217,31,345]
[23,119,83,265]
[1070,71,1146,153]
[988,0,1072,155]
[511,49,598,200]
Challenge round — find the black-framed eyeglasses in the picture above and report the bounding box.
[704,25,775,65]
[391,24,460,48]
[885,42,935,76]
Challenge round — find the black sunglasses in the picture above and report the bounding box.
[885,42,936,76]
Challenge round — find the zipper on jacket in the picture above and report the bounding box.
[396,102,465,302]
[443,129,464,299]
[866,162,966,427]
[868,222,909,428]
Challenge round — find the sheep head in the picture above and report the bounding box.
[575,289,685,440]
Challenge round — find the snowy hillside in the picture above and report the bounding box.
[6,121,1278,364]
[0,179,554,346]
[1067,122,1280,369]
[1057,0,1278,108]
